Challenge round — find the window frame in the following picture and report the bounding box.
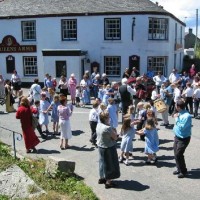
[21,20,36,41]
[61,19,77,41]
[104,18,121,40]
[148,18,168,40]
[23,56,38,76]
[147,56,167,76]
[104,56,121,77]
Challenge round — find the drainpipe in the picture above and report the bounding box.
[132,17,136,41]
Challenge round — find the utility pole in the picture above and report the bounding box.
[195,9,198,57]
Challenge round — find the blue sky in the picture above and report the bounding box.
[151,0,200,37]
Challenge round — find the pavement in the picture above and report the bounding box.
[0,89,200,200]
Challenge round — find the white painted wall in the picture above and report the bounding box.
[0,14,185,82]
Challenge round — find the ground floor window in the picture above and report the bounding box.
[147,56,167,76]
[23,56,37,76]
[104,56,121,77]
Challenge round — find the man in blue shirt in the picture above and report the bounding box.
[173,100,192,178]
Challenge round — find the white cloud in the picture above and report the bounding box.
[151,0,200,37]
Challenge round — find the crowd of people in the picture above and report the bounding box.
[0,63,199,187]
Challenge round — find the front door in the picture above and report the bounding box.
[6,55,15,73]
[55,61,67,78]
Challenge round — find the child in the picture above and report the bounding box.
[119,118,135,166]
[107,98,118,130]
[39,93,51,133]
[89,101,99,146]
[124,105,135,122]
[81,85,87,107]
[75,86,81,107]
[136,118,159,164]
[52,78,57,91]
[32,100,47,139]
[47,95,60,135]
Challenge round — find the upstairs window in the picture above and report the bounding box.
[104,18,121,40]
[148,18,168,40]
[62,19,77,40]
[22,21,36,41]
[104,56,121,77]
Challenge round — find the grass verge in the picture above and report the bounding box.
[0,141,98,200]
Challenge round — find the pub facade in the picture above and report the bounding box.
[0,0,185,84]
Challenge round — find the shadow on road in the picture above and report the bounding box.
[159,146,174,151]
[37,149,60,154]
[187,168,200,179]
[72,130,85,136]
[69,145,95,152]
[114,180,150,191]
[159,139,173,145]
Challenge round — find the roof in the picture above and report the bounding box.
[0,0,185,25]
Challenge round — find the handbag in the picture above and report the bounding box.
[32,116,38,130]
[58,85,61,89]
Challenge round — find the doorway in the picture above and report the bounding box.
[129,55,140,72]
[55,61,67,78]
[6,55,15,73]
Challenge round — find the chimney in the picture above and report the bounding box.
[189,28,193,34]
[156,2,158,5]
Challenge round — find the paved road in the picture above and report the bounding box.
[0,90,200,200]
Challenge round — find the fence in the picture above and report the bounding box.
[0,125,22,159]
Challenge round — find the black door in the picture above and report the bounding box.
[55,61,66,78]
[6,55,15,73]
[129,55,140,72]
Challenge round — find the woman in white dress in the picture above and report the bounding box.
[57,96,73,149]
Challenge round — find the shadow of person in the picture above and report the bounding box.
[156,161,176,168]
[69,145,95,152]
[72,130,85,136]
[114,180,150,191]
[159,139,174,145]
[165,124,174,130]
[187,168,200,179]
[159,146,174,151]
[37,149,60,154]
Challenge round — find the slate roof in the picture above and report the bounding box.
[0,0,184,25]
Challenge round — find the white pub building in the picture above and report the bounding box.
[0,0,185,85]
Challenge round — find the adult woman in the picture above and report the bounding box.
[68,73,77,105]
[16,97,40,153]
[57,96,73,149]
[11,70,21,97]
[58,76,68,97]
[5,79,15,113]
[96,111,120,189]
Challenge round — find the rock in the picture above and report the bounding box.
[0,164,46,199]
[45,156,75,178]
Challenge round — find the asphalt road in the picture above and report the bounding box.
[0,90,200,200]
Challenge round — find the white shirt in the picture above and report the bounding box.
[182,87,193,97]
[89,108,99,122]
[127,85,136,96]
[169,73,180,83]
[194,88,200,98]
[174,87,181,103]
[30,83,41,101]
[151,90,157,100]
[153,75,166,86]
